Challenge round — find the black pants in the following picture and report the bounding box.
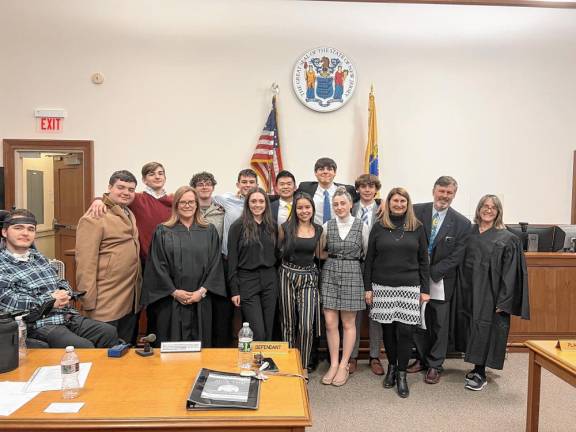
[238,267,278,341]
[28,315,118,348]
[212,256,235,348]
[413,300,450,369]
[107,313,138,345]
[382,321,416,371]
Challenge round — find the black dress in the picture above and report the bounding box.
[452,226,530,369]
[141,223,226,347]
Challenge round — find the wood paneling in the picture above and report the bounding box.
[509,252,576,343]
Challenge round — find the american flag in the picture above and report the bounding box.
[250,95,284,194]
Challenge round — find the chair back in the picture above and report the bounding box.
[49,259,66,280]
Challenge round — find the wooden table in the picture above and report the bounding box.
[0,348,312,431]
[525,340,576,432]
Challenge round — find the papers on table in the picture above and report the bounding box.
[201,373,251,403]
[24,362,92,393]
[0,382,39,416]
[44,402,85,413]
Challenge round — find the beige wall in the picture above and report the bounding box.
[1,0,575,222]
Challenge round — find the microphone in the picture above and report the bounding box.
[135,333,156,357]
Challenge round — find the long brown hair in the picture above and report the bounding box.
[474,194,505,229]
[240,187,276,246]
[163,186,208,228]
[379,187,421,231]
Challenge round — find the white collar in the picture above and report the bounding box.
[7,249,31,262]
[144,186,167,199]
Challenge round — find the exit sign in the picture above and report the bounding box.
[39,117,63,132]
[34,108,66,133]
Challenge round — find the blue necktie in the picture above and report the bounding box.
[323,190,331,223]
[361,207,369,226]
[429,212,440,255]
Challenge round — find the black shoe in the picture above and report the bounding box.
[465,373,487,391]
[383,365,397,388]
[397,371,409,398]
[307,355,319,373]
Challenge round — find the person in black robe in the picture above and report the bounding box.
[141,186,226,348]
[453,194,530,391]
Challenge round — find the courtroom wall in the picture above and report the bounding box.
[1,0,575,222]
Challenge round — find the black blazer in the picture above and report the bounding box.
[413,202,470,301]
[296,181,359,203]
[270,199,280,223]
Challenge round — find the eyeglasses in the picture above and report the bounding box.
[481,205,497,212]
[195,182,213,188]
[178,200,196,208]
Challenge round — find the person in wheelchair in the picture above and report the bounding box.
[0,209,118,348]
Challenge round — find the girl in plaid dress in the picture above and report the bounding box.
[319,187,369,386]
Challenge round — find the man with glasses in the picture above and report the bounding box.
[190,172,225,238]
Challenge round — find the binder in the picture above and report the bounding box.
[186,368,261,410]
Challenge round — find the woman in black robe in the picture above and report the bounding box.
[141,186,226,347]
[453,194,529,391]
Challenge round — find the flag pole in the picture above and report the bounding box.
[270,83,280,195]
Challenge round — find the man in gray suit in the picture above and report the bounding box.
[349,174,384,375]
[408,176,470,384]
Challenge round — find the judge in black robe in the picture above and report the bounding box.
[453,196,530,372]
[141,186,226,348]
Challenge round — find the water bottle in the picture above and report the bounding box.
[61,346,80,399]
[15,316,27,361]
[237,322,254,373]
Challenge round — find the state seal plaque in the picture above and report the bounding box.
[292,47,357,113]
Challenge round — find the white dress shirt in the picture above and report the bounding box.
[313,183,338,225]
[277,198,292,225]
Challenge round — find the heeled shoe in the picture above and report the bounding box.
[321,367,338,385]
[383,364,398,388]
[397,371,409,398]
[331,365,350,387]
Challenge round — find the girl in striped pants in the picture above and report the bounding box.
[278,192,323,373]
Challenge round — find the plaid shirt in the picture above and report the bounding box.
[0,248,78,329]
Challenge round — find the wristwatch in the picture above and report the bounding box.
[200,289,207,298]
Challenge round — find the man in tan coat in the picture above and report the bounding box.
[76,170,141,343]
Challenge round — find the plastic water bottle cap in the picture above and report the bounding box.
[65,346,75,352]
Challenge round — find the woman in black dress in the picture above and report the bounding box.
[227,187,278,341]
[141,186,226,347]
[364,187,430,398]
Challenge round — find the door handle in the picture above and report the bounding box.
[53,220,75,230]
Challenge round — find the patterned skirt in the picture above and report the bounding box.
[320,258,366,311]
[369,283,421,325]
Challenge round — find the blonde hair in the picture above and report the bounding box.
[163,186,208,228]
[379,187,421,231]
[474,194,505,229]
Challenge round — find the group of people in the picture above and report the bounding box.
[0,157,530,399]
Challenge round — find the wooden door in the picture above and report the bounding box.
[53,153,84,289]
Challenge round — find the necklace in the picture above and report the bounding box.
[387,224,406,241]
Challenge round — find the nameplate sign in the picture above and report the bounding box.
[556,340,576,351]
[251,342,289,355]
[160,341,201,353]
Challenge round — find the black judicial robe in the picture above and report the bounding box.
[141,222,226,347]
[452,226,530,370]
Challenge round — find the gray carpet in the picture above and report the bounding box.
[306,353,574,432]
